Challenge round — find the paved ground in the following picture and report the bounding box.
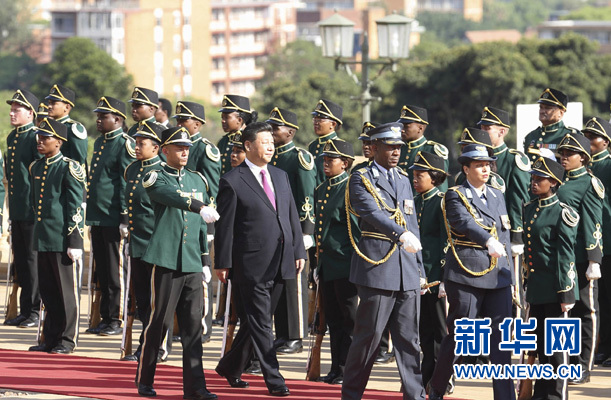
[0,233,609,399]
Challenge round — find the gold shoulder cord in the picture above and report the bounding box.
[345,173,407,265]
[441,189,498,276]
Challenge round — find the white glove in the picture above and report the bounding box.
[207,234,214,243]
[7,220,11,233]
[119,223,129,238]
[200,206,220,223]
[511,243,524,257]
[419,277,427,295]
[67,248,83,261]
[586,261,602,281]
[486,237,507,258]
[561,303,574,313]
[303,235,314,250]
[438,282,447,298]
[202,266,212,283]
[399,231,422,253]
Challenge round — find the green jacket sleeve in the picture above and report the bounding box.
[295,149,316,235]
[582,178,604,263]
[119,138,136,225]
[144,170,206,212]
[556,204,579,304]
[65,161,86,249]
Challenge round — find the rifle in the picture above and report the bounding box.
[120,254,136,360]
[305,284,326,381]
[4,233,19,321]
[36,300,46,345]
[88,249,102,329]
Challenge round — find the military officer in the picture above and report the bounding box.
[397,105,449,191]
[27,118,86,354]
[583,117,611,367]
[316,139,359,385]
[135,126,219,400]
[4,89,41,328]
[428,144,514,400]
[478,106,530,250]
[343,122,426,400]
[523,88,572,163]
[266,107,316,354]
[309,99,343,186]
[352,121,376,171]
[217,94,258,176]
[85,96,136,336]
[454,127,506,193]
[556,132,604,384]
[524,155,579,400]
[409,151,449,391]
[174,100,221,342]
[229,131,246,168]
[126,87,161,137]
[45,84,88,167]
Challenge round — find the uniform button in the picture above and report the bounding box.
[128,199,132,203]
[129,213,132,217]
[37,211,41,215]
[132,186,136,190]
[321,206,324,210]
[527,234,531,238]
[135,180,139,184]
[129,220,133,224]
[319,221,323,224]
[318,228,322,231]
[87,195,90,199]
[319,249,323,253]
[530,268,534,272]
[130,227,134,231]
[184,233,188,236]
[37,218,41,221]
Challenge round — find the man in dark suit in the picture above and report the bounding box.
[214,122,307,396]
[342,122,426,400]
[428,144,515,400]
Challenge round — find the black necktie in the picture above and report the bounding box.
[388,169,396,193]
[480,192,487,206]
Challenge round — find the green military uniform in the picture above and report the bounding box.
[29,118,86,353]
[523,120,573,163]
[309,132,337,185]
[415,187,446,292]
[589,150,611,257]
[218,131,237,176]
[272,142,316,235]
[0,152,4,233]
[186,133,220,204]
[493,143,531,243]
[218,94,253,176]
[399,136,448,191]
[54,114,88,167]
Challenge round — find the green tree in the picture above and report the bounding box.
[30,37,133,136]
[562,5,611,20]
[0,0,35,53]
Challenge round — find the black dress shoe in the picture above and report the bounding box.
[215,367,249,388]
[374,350,395,364]
[50,344,73,354]
[183,388,217,400]
[86,322,109,334]
[122,354,138,361]
[29,343,53,352]
[201,334,211,344]
[244,360,262,374]
[173,335,182,342]
[276,339,303,354]
[18,316,39,328]
[4,315,27,326]
[331,375,343,385]
[568,369,590,385]
[603,357,611,367]
[274,337,288,349]
[268,386,290,396]
[99,323,122,336]
[212,318,224,326]
[138,383,156,397]
[317,372,340,384]
[595,352,610,365]
[427,384,444,400]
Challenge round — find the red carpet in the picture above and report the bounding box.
[0,348,414,399]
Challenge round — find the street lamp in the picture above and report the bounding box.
[318,11,414,123]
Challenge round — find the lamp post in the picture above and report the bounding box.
[318,12,413,123]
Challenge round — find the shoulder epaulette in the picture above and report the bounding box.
[125,137,136,158]
[356,167,367,175]
[591,175,605,199]
[65,157,86,183]
[69,120,87,139]
[427,140,449,159]
[204,140,221,162]
[143,170,158,188]
[488,174,506,193]
[508,149,531,172]
[124,160,138,181]
[296,148,315,171]
[397,168,408,177]
[560,202,580,227]
[436,191,445,198]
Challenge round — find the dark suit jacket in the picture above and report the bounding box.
[443,182,513,289]
[348,164,425,291]
[214,162,306,284]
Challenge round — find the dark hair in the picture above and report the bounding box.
[428,170,447,186]
[158,98,172,115]
[238,109,258,126]
[340,156,354,170]
[242,121,272,143]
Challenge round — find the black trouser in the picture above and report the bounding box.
[136,266,207,396]
[419,292,447,388]
[531,303,569,400]
[91,226,126,325]
[322,277,357,376]
[12,220,39,319]
[596,255,611,356]
[570,261,599,372]
[216,279,285,389]
[38,251,79,350]
[131,257,153,350]
[273,268,308,341]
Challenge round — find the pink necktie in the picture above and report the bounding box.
[261,169,276,210]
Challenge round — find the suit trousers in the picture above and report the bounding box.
[274,268,308,340]
[531,303,569,400]
[216,279,285,389]
[570,262,599,372]
[38,251,79,350]
[419,292,447,388]
[342,285,425,400]
[12,220,39,319]
[131,257,153,350]
[322,277,357,376]
[91,226,126,324]
[430,281,515,400]
[136,266,206,396]
[597,255,611,355]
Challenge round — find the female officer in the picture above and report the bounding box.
[525,155,579,399]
